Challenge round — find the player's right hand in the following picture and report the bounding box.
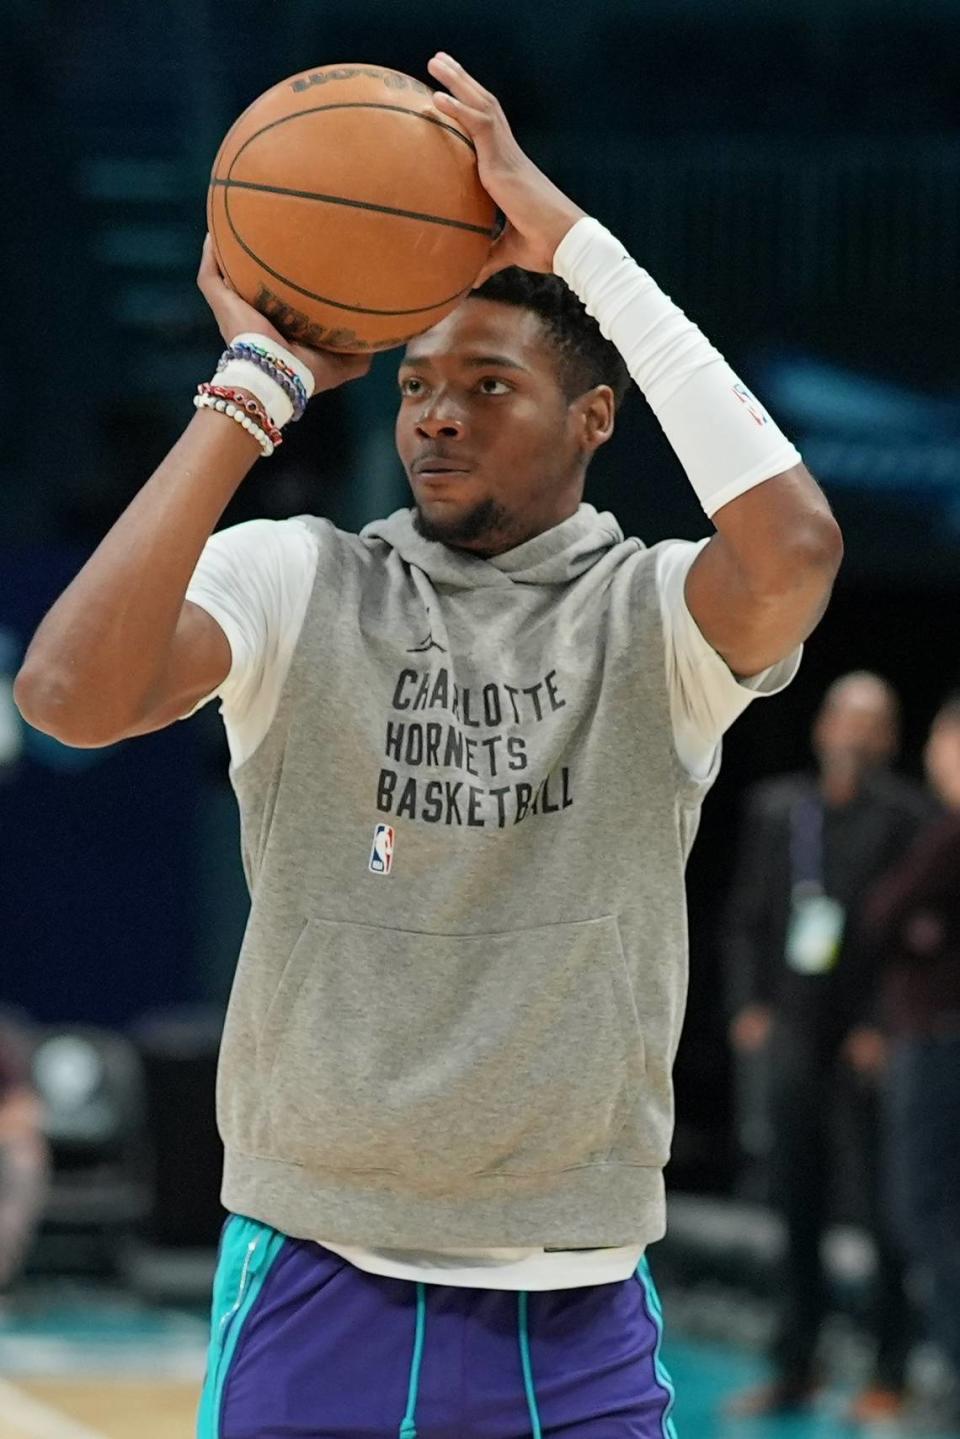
[197,235,372,395]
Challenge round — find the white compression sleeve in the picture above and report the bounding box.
[553,217,802,517]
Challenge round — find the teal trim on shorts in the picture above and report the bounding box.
[196,1214,287,1439]
[517,1290,544,1439]
[637,1255,679,1439]
[398,1282,427,1439]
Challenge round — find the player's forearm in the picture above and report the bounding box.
[14,411,258,742]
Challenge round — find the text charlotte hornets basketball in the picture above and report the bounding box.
[375,660,574,832]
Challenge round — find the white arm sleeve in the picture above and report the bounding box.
[657,540,802,781]
[184,517,318,769]
[554,218,802,517]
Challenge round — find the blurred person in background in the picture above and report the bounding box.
[858,694,960,1422]
[724,672,930,1421]
[0,1014,48,1300]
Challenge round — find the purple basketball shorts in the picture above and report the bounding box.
[198,1214,678,1438]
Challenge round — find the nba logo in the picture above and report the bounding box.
[732,382,768,427]
[369,824,395,875]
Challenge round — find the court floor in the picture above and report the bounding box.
[0,1283,955,1439]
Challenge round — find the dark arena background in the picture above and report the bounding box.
[1,2,959,1436]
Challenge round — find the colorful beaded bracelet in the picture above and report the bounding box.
[232,339,307,392]
[216,347,305,422]
[217,347,305,422]
[233,342,308,411]
[220,342,309,418]
[231,331,315,403]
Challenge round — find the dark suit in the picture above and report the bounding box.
[724,769,930,1388]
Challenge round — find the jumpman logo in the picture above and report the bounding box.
[407,609,447,654]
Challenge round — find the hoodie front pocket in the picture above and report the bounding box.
[256,914,644,1194]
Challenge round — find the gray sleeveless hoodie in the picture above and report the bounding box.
[218,503,715,1249]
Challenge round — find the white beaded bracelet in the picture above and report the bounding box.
[193,393,275,458]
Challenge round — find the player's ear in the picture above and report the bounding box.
[576,385,615,455]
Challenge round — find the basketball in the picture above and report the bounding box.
[206,63,499,353]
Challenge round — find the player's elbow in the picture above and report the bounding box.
[795,511,843,607]
[802,509,844,582]
[752,511,843,604]
[13,666,120,748]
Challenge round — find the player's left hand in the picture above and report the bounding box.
[428,53,586,286]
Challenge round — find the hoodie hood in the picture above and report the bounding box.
[361,504,630,590]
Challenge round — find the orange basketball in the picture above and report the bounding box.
[207,62,498,353]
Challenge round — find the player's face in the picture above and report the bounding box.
[395,299,600,556]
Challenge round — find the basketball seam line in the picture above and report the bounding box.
[216,188,479,317]
[222,100,478,159]
[210,178,496,236]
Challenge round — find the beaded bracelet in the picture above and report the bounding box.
[192,393,278,458]
[230,331,315,402]
[214,357,293,429]
[232,338,309,398]
[217,346,304,422]
[234,344,307,415]
[197,383,283,446]
[219,341,309,420]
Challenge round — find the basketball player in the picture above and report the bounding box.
[15,54,842,1438]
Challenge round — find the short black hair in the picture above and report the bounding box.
[470,268,631,410]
